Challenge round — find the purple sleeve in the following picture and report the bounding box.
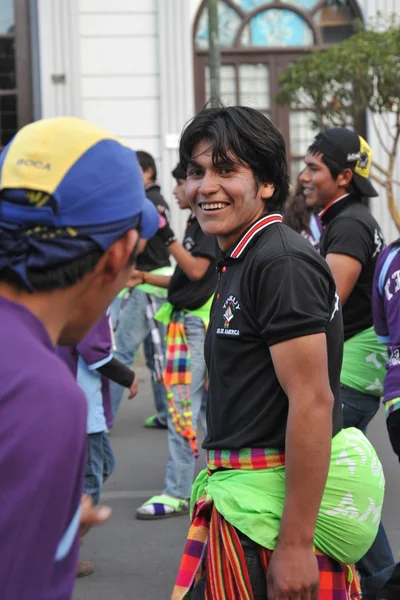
[373,247,400,344]
[372,250,389,342]
[76,314,112,369]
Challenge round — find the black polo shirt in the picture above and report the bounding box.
[136,183,171,272]
[319,194,385,341]
[203,214,343,451]
[168,214,218,311]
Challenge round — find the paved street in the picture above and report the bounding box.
[74,366,400,600]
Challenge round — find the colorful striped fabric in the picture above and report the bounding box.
[384,397,400,418]
[163,311,191,387]
[207,448,285,471]
[172,496,361,600]
[163,310,198,456]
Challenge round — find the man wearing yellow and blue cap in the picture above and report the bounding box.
[301,128,394,600]
[0,116,159,600]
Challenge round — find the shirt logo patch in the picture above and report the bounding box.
[217,295,241,336]
[184,236,195,251]
[330,291,340,321]
[372,229,384,259]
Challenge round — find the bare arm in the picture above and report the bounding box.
[267,332,334,600]
[326,253,362,305]
[168,240,211,281]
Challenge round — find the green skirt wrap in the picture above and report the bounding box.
[192,428,385,565]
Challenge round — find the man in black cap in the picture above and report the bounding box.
[301,128,394,600]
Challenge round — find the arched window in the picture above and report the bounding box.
[193,0,363,179]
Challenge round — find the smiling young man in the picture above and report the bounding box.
[171,107,385,600]
[0,117,158,600]
[301,129,395,600]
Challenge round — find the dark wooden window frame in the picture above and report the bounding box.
[0,0,33,148]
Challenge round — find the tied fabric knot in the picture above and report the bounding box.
[172,494,362,600]
[0,215,140,292]
[0,227,31,269]
[0,224,95,292]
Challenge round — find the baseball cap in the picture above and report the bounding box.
[0,116,159,240]
[311,128,378,198]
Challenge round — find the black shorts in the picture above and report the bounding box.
[386,410,400,461]
[190,531,267,599]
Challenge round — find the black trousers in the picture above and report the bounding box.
[190,531,267,599]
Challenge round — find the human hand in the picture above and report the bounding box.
[156,206,176,245]
[267,543,319,600]
[126,269,143,288]
[79,494,112,538]
[128,379,138,399]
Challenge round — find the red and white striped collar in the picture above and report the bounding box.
[318,193,350,220]
[230,214,283,259]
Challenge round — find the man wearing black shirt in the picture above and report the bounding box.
[110,151,171,427]
[171,107,385,600]
[301,129,395,599]
[129,164,218,520]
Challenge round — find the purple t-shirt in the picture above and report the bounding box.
[0,296,86,600]
[372,245,400,402]
[57,315,113,432]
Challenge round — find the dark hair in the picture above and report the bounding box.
[136,150,157,181]
[308,142,357,196]
[0,236,139,293]
[283,177,313,234]
[179,105,289,213]
[172,163,186,181]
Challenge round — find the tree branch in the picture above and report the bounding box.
[371,112,391,156]
[372,161,389,176]
[370,173,386,186]
[381,112,396,140]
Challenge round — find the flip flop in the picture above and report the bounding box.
[144,415,168,429]
[136,495,189,520]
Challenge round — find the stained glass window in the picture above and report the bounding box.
[231,0,272,9]
[242,9,314,47]
[287,0,321,10]
[195,2,241,49]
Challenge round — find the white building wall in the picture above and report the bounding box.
[36,0,400,241]
[362,0,400,242]
[79,0,161,163]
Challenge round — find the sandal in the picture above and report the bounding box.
[144,415,168,430]
[136,495,189,520]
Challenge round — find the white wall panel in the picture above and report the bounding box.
[362,0,400,240]
[80,0,156,13]
[120,136,161,156]
[80,14,156,36]
[80,37,158,76]
[81,75,159,99]
[81,98,160,137]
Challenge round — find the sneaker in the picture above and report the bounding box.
[144,415,168,429]
[76,560,94,578]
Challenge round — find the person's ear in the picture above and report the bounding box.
[260,182,275,200]
[95,230,139,283]
[337,168,353,189]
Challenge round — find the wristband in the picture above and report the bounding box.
[165,235,177,247]
[141,271,148,284]
[158,222,176,246]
